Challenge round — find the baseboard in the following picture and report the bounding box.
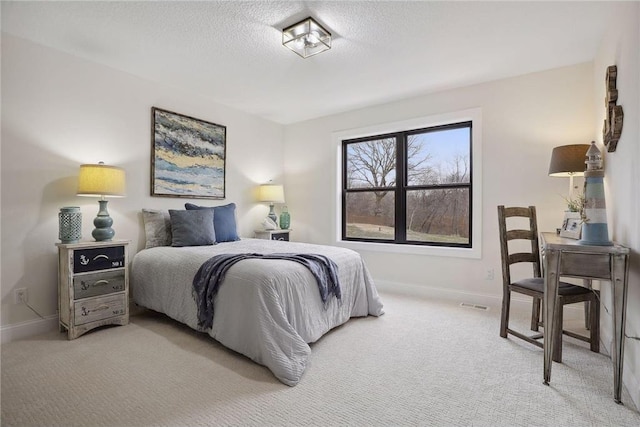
[1,315,58,344]
[374,279,585,320]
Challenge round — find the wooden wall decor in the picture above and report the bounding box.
[602,65,624,152]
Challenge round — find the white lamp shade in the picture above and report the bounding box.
[77,163,126,197]
[257,184,285,203]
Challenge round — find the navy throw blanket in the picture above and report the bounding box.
[192,253,341,329]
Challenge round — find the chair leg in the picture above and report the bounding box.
[583,279,592,330]
[531,297,541,331]
[590,293,600,353]
[553,299,563,363]
[500,290,511,338]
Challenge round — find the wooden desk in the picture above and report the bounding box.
[540,232,630,403]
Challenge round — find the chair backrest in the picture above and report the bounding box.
[497,206,542,287]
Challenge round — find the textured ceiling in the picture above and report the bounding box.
[2,1,615,124]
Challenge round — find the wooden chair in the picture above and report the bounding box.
[497,205,600,362]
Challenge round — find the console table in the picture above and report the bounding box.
[540,232,630,403]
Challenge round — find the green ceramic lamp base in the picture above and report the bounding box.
[92,200,115,241]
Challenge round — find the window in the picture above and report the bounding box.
[342,121,472,248]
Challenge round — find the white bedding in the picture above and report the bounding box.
[131,238,384,385]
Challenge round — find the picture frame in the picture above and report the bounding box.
[560,211,582,239]
[151,107,226,199]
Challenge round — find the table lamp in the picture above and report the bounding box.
[257,183,285,225]
[548,144,591,197]
[77,162,126,241]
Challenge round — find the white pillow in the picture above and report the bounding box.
[141,209,172,249]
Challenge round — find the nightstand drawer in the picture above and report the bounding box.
[73,270,125,299]
[73,245,125,273]
[254,229,291,241]
[271,232,289,241]
[74,294,126,326]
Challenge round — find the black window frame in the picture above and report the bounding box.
[341,121,473,248]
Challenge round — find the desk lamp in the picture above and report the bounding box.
[548,144,591,198]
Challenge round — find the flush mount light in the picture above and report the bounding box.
[282,17,331,58]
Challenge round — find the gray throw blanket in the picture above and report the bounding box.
[193,253,341,330]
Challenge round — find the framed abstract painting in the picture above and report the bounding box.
[151,107,226,199]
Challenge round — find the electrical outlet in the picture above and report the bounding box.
[485,269,495,280]
[14,288,28,304]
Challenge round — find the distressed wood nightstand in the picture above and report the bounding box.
[56,240,129,339]
[254,229,291,241]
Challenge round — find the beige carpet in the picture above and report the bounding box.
[2,292,639,427]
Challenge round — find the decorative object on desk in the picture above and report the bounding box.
[562,191,585,214]
[579,141,612,246]
[151,107,226,199]
[548,144,590,198]
[257,183,285,226]
[77,162,126,241]
[559,211,582,239]
[279,206,291,230]
[58,206,82,243]
[603,65,624,152]
[282,16,331,59]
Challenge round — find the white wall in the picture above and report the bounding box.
[1,34,285,331]
[593,1,640,409]
[284,62,595,304]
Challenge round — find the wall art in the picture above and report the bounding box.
[603,65,624,152]
[151,107,226,199]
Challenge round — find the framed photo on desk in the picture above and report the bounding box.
[560,212,581,239]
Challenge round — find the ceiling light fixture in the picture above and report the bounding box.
[282,17,331,59]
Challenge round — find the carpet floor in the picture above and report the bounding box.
[1,292,639,426]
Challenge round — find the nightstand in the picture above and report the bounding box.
[56,240,129,339]
[254,229,291,241]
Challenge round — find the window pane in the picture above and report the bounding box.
[346,138,396,189]
[345,191,395,240]
[407,127,470,186]
[406,188,469,244]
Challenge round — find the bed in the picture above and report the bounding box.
[131,237,384,386]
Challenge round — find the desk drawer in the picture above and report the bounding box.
[73,270,125,299]
[73,246,125,273]
[561,252,610,279]
[74,294,126,325]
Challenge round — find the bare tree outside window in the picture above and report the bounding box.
[346,138,395,217]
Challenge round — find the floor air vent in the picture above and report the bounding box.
[460,302,489,311]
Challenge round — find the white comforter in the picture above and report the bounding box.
[131,238,384,385]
